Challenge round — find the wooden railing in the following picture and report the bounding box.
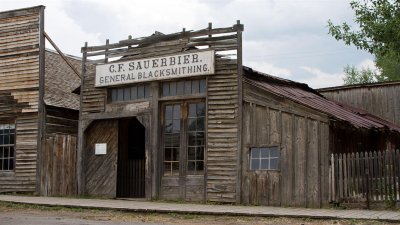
[330,150,400,207]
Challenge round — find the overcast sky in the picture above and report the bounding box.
[2,0,375,88]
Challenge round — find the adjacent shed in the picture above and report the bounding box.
[0,6,81,196]
[318,81,400,126]
[79,22,400,207]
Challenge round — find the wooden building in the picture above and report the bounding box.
[318,81,400,126]
[0,6,81,196]
[78,22,400,207]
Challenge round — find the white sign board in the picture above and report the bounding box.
[95,50,215,87]
[95,143,107,155]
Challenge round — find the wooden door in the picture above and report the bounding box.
[117,118,146,198]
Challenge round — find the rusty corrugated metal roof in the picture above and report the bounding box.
[244,66,400,133]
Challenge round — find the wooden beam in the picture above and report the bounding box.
[44,32,81,79]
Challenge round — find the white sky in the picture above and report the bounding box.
[2,0,375,88]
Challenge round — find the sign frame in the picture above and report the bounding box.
[95,50,215,87]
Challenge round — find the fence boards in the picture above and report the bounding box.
[330,150,400,204]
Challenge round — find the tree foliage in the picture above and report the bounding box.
[343,65,385,85]
[328,0,400,82]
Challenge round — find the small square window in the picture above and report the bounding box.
[250,147,280,170]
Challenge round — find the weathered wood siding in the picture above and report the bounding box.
[45,106,78,135]
[84,120,118,197]
[80,23,243,202]
[40,134,77,196]
[319,83,400,126]
[242,83,330,207]
[0,6,44,193]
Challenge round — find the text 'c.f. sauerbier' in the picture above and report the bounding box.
[95,50,215,87]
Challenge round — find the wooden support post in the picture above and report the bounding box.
[36,6,46,195]
[77,42,88,195]
[236,19,244,204]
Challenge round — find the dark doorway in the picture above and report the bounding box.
[117,117,146,198]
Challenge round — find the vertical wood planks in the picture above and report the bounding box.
[330,149,400,204]
[40,134,77,196]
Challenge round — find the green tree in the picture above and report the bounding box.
[328,0,400,83]
[343,65,385,85]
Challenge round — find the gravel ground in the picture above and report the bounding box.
[0,201,394,225]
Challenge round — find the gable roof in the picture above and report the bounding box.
[44,49,81,110]
[243,66,400,133]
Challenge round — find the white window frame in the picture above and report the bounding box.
[250,146,280,170]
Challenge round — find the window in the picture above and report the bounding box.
[187,102,205,175]
[250,147,279,170]
[162,79,206,97]
[163,104,181,176]
[0,124,15,171]
[162,102,205,176]
[109,84,150,102]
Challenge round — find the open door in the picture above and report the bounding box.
[117,117,145,198]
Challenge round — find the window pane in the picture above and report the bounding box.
[270,148,279,157]
[0,135,3,145]
[9,147,14,157]
[177,81,184,95]
[138,85,144,98]
[165,120,173,133]
[251,158,260,170]
[200,79,206,93]
[188,161,195,171]
[4,159,8,170]
[188,119,196,132]
[261,159,269,169]
[170,82,177,96]
[131,86,138,99]
[260,148,269,158]
[197,103,205,116]
[172,148,179,161]
[184,81,191,94]
[173,105,180,119]
[10,134,14,145]
[251,148,260,158]
[9,158,14,170]
[123,88,130,100]
[197,118,205,131]
[188,147,196,160]
[270,158,279,169]
[197,161,204,171]
[165,106,173,119]
[144,85,150,98]
[4,147,9,157]
[117,89,124,101]
[111,89,118,102]
[172,119,180,132]
[196,147,204,160]
[192,80,199,94]
[188,104,196,117]
[3,134,9,145]
[162,82,169,96]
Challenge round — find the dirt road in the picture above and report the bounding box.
[0,201,391,225]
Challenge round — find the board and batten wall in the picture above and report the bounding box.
[242,83,330,207]
[0,6,45,193]
[319,83,400,126]
[79,23,243,203]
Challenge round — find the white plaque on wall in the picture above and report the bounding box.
[95,50,215,87]
[95,143,107,155]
